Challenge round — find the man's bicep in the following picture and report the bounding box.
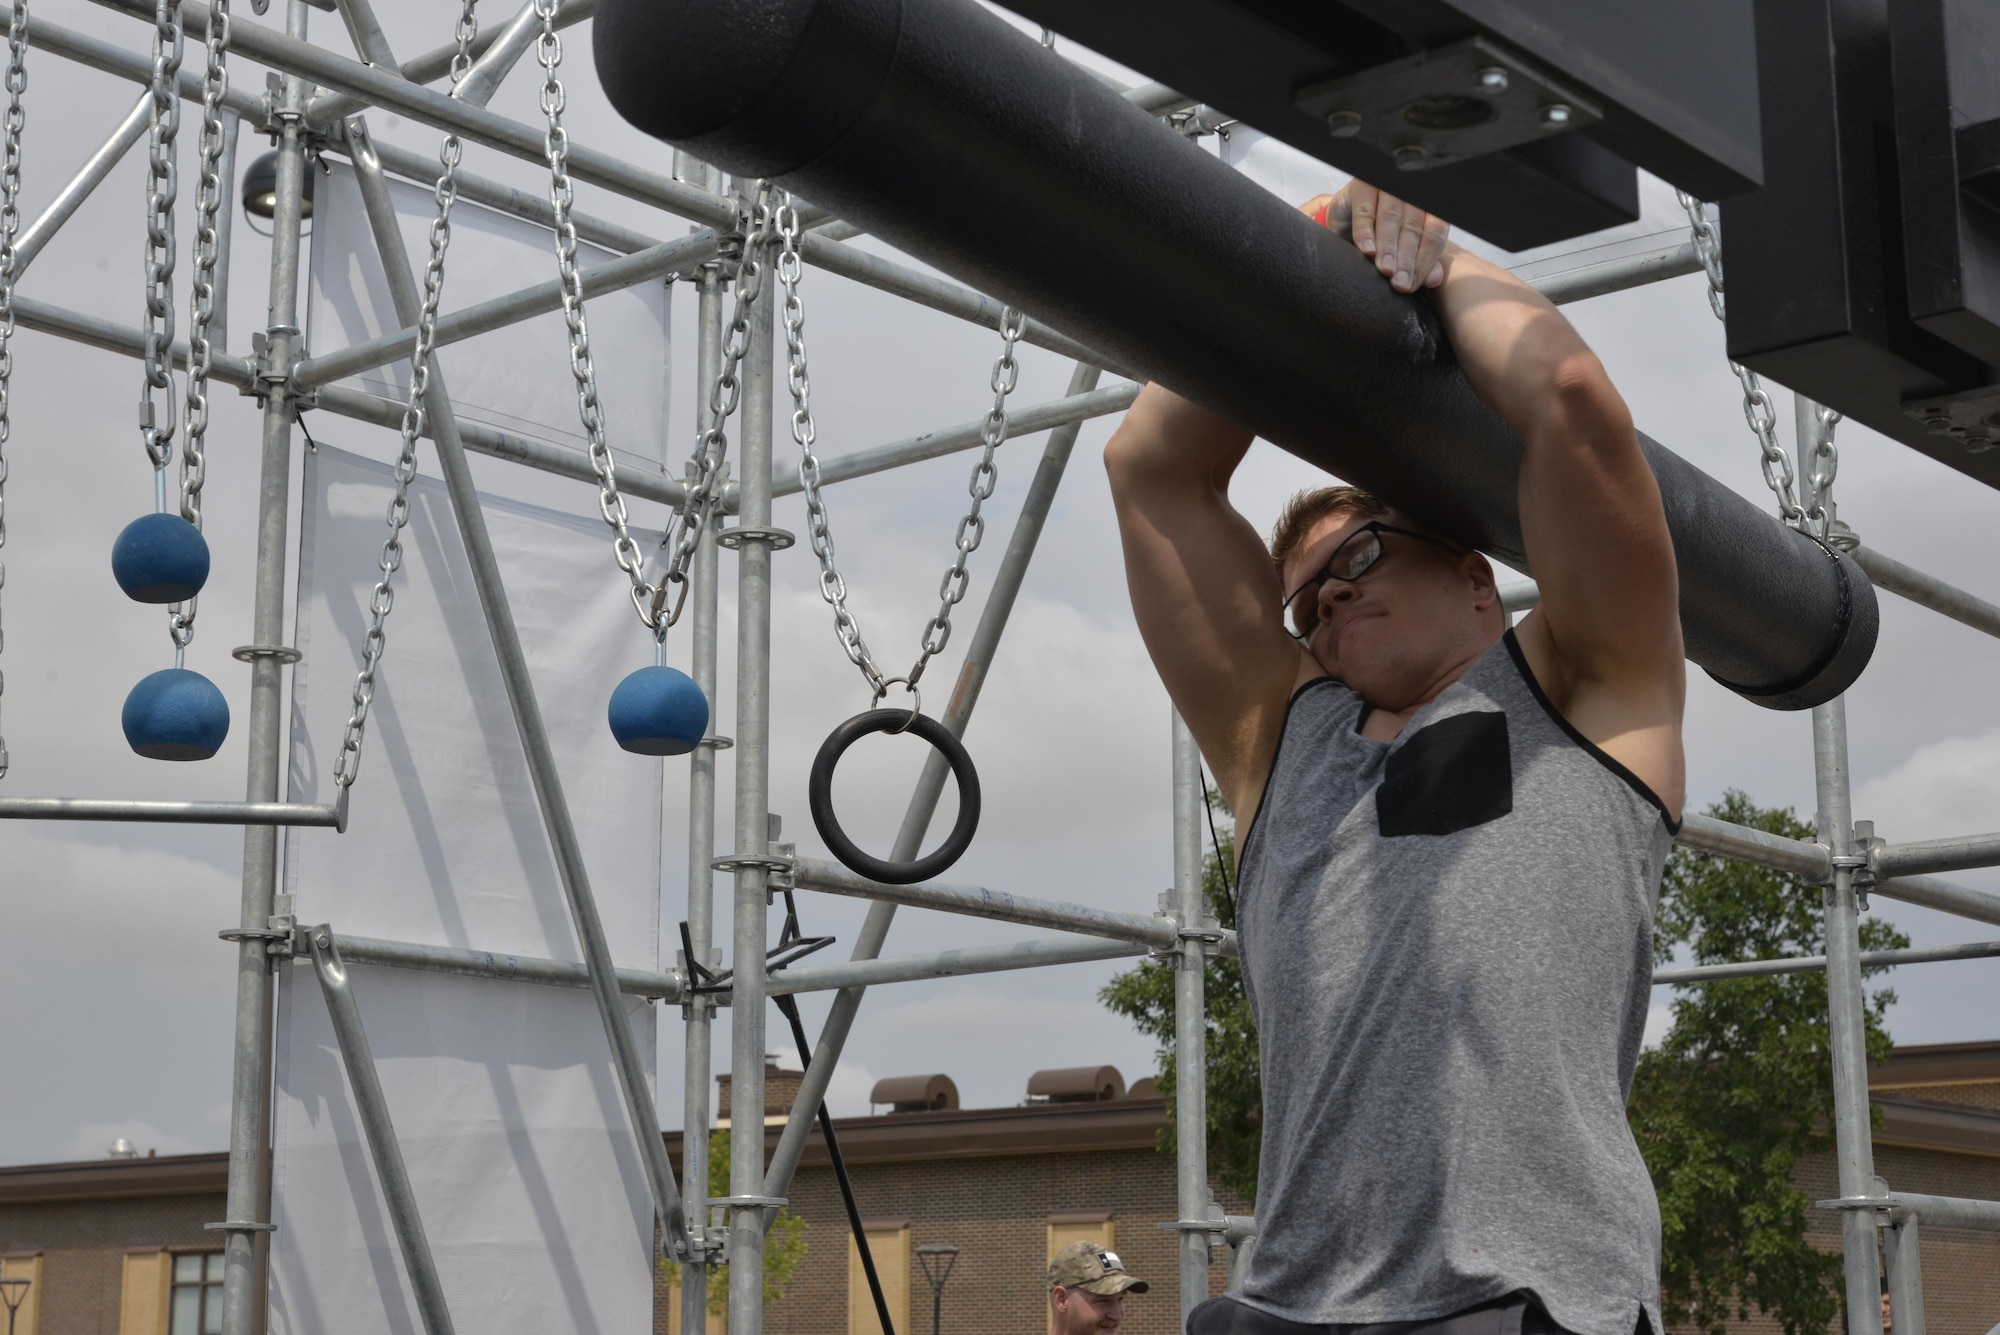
[1517,386,1685,691]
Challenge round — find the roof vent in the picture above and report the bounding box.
[1026,1065,1125,1104]
[869,1074,959,1114]
[1126,1076,1159,1100]
[106,1137,138,1159]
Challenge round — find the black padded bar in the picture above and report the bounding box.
[596,0,1877,708]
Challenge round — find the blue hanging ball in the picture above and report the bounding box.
[122,668,231,761]
[607,665,709,756]
[111,512,212,603]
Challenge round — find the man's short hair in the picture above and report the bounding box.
[1268,485,1396,577]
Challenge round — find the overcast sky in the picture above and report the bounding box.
[3,0,1997,1168]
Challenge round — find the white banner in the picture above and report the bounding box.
[271,444,667,1335]
[306,159,671,465]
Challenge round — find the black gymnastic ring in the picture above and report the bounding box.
[809,709,981,885]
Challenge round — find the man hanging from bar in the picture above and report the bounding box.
[1104,180,1682,1335]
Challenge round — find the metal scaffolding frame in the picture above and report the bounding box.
[0,5,1995,1335]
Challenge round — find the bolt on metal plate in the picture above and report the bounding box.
[1293,35,1602,172]
[1903,382,2000,453]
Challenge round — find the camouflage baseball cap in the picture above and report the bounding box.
[1048,1240,1148,1296]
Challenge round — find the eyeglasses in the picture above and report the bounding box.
[1281,521,1461,640]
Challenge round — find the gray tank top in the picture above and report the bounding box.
[1233,630,1673,1335]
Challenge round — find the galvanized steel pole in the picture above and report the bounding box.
[1171,710,1213,1323]
[787,855,1235,955]
[1872,831,2000,879]
[13,90,151,275]
[1650,937,2000,984]
[1871,874,2000,929]
[217,11,311,1332]
[101,0,734,227]
[0,3,265,121]
[451,0,544,109]
[0,795,342,825]
[727,276,779,1335]
[1812,696,1883,1335]
[1882,1212,1926,1335]
[0,287,698,508]
[305,928,457,1335]
[1851,545,2000,641]
[323,931,681,998]
[681,222,728,1331]
[291,231,724,391]
[764,382,1138,498]
[770,935,1143,995]
[209,109,239,353]
[329,0,397,68]
[303,0,595,128]
[1884,1192,2000,1232]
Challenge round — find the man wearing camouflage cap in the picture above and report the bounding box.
[1049,1240,1149,1335]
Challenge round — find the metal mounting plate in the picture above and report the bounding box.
[1293,36,1602,173]
[1904,383,2000,454]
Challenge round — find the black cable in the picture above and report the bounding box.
[1199,769,1236,925]
[294,408,321,454]
[774,992,896,1335]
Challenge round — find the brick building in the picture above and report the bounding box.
[671,1048,2000,1335]
[4,1043,1997,1335]
[1766,1042,2000,1335]
[0,1153,229,1335]
[663,1063,1246,1335]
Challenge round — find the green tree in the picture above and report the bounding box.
[1099,796,1263,1202]
[1634,792,1906,1335]
[661,1127,810,1315]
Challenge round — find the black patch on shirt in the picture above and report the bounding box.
[1376,710,1513,837]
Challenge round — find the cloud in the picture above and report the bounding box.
[1854,727,2000,845]
[1,826,241,1163]
[822,1060,880,1119]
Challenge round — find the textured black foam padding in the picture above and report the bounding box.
[594,0,1878,709]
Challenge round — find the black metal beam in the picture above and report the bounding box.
[1000,0,1763,249]
[999,0,1641,251]
[1721,0,2000,481]
[1889,0,2000,372]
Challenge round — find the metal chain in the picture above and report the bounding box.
[0,0,23,779]
[331,0,480,791]
[168,0,229,653]
[139,0,181,480]
[657,187,775,629]
[1800,399,1844,542]
[780,199,881,695]
[1676,190,1810,530]
[180,0,227,530]
[532,0,771,638]
[778,198,1025,701]
[921,302,1023,670]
